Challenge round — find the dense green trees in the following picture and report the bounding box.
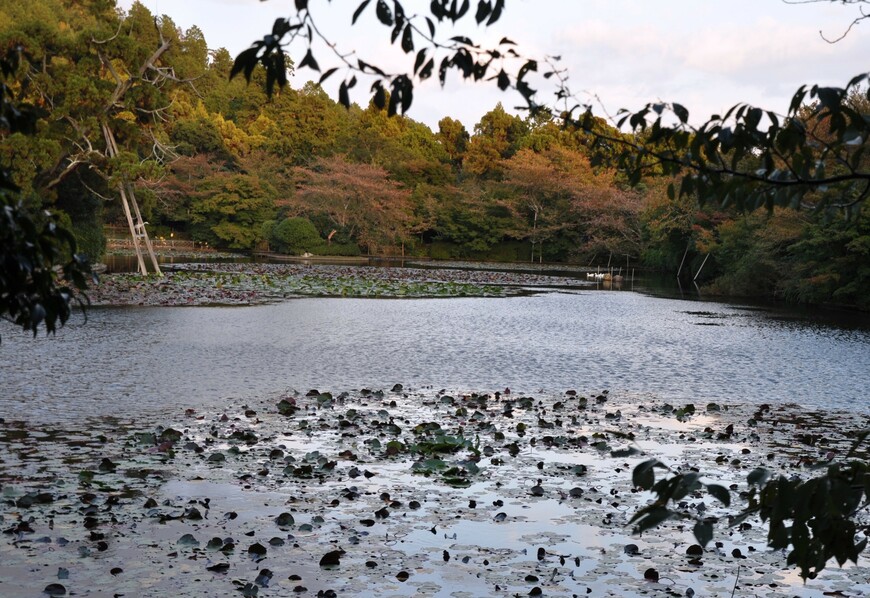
[267,216,323,254]
[294,155,414,255]
[3,0,870,312]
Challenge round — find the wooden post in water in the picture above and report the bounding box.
[677,243,690,278]
[694,254,710,281]
[102,122,161,275]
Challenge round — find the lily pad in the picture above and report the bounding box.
[178,534,200,547]
[275,512,295,528]
[319,549,345,567]
[43,583,66,596]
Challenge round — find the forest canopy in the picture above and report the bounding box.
[1,0,869,311]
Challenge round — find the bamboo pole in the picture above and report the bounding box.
[126,182,161,275]
[103,123,146,274]
[117,183,147,275]
[694,253,710,281]
[677,243,690,278]
[102,122,161,275]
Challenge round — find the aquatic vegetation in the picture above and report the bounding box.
[1,390,867,596]
[87,263,592,306]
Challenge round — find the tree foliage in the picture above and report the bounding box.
[236,0,870,218]
[268,216,323,254]
[631,429,870,580]
[295,155,413,254]
[0,44,92,343]
[602,77,870,218]
[0,195,91,343]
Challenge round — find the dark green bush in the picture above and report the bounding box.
[270,217,323,254]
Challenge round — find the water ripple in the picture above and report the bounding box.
[2,292,868,423]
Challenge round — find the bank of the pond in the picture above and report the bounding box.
[1,388,868,597]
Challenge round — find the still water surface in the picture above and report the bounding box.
[3,290,869,423]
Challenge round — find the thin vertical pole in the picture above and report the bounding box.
[127,182,161,275]
[694,254,710,281]
[102,122,161,275]
[677,243,690,278]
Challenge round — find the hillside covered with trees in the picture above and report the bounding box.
[2,0,869,309]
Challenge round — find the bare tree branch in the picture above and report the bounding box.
[782,0,870,42]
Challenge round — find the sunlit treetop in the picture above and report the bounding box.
[234,0,870,217]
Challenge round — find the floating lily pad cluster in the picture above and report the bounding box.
[1,390,866,596]
[87,263,593,307]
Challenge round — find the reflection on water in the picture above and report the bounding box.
[2,291,869,423]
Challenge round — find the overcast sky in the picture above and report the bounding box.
[118,0,870,131]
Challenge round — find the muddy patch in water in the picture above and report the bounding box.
[1,391,868,596]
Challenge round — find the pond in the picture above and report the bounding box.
[4,271,870,597]
[3,286,869,424]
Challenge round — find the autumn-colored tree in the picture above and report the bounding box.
[295,155,413,255]
[501,146,626,262]
[577,186,645,264]
[463,103,527,178]
[501,148,570,261]
[436,116,469,173]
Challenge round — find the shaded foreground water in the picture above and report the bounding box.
[2,388,869,597]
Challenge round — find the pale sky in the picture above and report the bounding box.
[119,0,870,131]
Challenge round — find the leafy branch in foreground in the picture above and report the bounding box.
[630,459,731,550]
[632,430,870,580]
[240,1,870,217]
[0,46,93,343]
[232,0,537,116]
[577,75,870,218]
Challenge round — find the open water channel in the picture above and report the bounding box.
[3,271,870,424]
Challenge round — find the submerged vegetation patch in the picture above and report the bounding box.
[1,389,867,596]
